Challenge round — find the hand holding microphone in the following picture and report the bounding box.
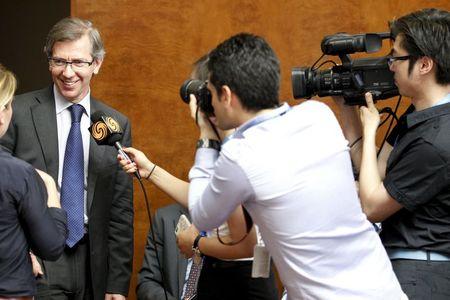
[89,111,143,180]
[117,147,157,180]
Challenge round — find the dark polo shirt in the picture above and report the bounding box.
[380,102,450,255]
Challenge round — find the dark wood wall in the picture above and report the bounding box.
[71,1,450,298]
[0,0,70,94]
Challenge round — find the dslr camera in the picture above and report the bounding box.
[291,32,399,105]
[180,79,214,116]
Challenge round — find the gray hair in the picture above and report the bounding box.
[44,17,106,60]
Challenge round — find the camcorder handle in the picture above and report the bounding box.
[321,32,390,55]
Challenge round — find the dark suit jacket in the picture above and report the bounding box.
[0,86,134,299]
[137,204,189,300]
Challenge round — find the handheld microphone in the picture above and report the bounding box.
[89,111,141,180]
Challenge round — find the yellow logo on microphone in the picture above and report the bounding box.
[91,121,108,141]
[105,117,121,133]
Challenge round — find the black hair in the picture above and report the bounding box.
[208,33,280,111]
[390,8,450,84]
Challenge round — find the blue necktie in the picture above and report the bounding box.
[61,104,85,248]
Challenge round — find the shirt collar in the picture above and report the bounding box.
[223,102,290,144]
[53,84,91,117]
[433,93,450,106]
[406,94,450,128]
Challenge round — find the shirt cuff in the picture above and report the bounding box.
[188,148,219,180]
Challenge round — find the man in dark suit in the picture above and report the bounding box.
[137,204,189,300]
[136,203,280,300]
[0,17,133,300]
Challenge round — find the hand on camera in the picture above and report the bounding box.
[189,95,219,139]
[117,147,154,179]
[359,92,380,136]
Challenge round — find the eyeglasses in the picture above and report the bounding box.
[386,55,411,66]
[48,57,95,69]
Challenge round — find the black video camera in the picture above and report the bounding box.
[291,33,399,105]
[180,79,214,116]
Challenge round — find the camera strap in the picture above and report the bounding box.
[216,207,254,246]
[222,103,291,145]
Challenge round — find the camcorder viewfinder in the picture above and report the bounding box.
[291,32,399,105]
[180,79,214,116]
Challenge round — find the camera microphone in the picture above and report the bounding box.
[89,111,141,180]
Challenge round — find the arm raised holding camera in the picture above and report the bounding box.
[333,95,392,179]
[333,93,401,222]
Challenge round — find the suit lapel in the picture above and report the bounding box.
[31,87,59,180]
[87,99,106,213]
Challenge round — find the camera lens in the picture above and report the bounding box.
[291,67,313,99]
[180,79,204,104]
[179,79,214,116]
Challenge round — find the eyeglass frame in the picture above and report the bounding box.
[48,57,95,69]
[386,55,411,66]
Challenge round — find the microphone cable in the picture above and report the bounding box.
[349,96,402,159]
[377,95,402,157]
[136,173,169,300]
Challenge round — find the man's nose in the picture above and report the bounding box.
[62,63,75,77]
[388,62,395,72]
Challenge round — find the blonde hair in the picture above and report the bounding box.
[0,64,17,109]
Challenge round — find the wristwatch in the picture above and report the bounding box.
[196,138,221,151]
[192,234,204,259]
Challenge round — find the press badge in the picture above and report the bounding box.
[251,243,271,278]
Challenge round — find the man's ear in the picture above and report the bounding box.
[418,56,434,76]
[93,58,103,75]
[220,85,233,107]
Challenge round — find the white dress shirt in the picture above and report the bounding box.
[189,100,405,300]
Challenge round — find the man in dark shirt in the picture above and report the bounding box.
[0,64,67,298]
[335,8,450,299]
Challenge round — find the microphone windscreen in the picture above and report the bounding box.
[108,133,122,145]
[91,110,107,122]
